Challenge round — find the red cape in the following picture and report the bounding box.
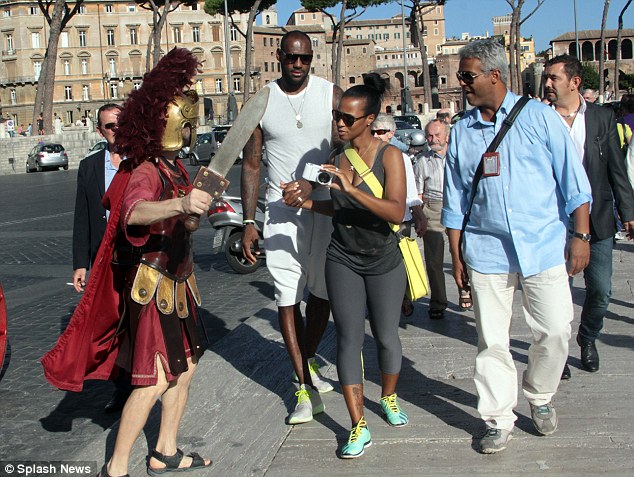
[41,169,131,392]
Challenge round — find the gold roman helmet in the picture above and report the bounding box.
[162,89,199,151]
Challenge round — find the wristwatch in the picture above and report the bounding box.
[572,232,591,242]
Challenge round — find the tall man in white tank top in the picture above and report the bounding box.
[241,30,343,425]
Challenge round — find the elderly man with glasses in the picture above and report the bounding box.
[442,39,592,454]
[241,30,344,425]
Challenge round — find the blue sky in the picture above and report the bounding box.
[273,0,634,52]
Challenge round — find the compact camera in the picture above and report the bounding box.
[302,163,333,186]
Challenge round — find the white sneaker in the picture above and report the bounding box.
[308,358,334,393]
[615,231,627,241]
[292,358,334,393]
[287,384,324,425]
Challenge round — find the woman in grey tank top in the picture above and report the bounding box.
[284,73,409,459]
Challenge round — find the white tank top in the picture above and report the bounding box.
[261,75,334,205]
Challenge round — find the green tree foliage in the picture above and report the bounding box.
[582,62,600,91]
[301,0,392,86]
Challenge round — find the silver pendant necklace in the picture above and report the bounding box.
[281,83,306,128]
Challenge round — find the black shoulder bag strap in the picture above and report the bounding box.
[459,96,531,244]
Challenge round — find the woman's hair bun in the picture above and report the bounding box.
[362,72,386,96]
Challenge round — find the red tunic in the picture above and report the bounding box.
[41,159,204,391]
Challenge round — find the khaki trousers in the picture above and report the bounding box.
[422,200,447,311]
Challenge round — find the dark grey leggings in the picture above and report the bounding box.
[325,259,407,385]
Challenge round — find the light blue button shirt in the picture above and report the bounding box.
[104,149,118,220]
[441,91,592,277]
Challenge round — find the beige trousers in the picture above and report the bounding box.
[469,264,572,431]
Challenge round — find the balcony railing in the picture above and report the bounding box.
[0,75,37,86]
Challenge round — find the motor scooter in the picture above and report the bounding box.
[207,195,266,274]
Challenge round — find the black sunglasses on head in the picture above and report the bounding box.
[280,49,313,65]
[332,110,369,128]
[102,122,116,130]
[455,71,484,84]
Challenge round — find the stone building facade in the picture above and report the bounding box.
[0,0,252,127]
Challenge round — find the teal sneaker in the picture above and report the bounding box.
[380,393,409,427]
[340,418,372,459]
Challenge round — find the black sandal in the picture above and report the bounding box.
[97,464,129,477]
[459,288,473,311]
[147,448,212,476]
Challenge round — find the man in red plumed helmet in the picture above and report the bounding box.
[42,48,213,477]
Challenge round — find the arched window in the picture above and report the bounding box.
[594,41,603,62]
[608,39,617,60]
[581,41,594,61]
[622,39,633,60]
[568,42,578,57]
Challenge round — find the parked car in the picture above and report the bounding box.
[395,114,422,129]
[187,132,221,166]
[26,143,69,173]
[393,120,421,145]
[87,140,107,155]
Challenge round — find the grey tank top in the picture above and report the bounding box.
[327,143,402,275]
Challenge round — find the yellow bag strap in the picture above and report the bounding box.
[343,144,400,234]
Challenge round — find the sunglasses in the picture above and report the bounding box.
[332,110,370,128]
[102,122,117,130]
[371,129,391,136]
[456,71,483,84]
[280,50,313,65]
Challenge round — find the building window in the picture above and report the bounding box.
[263,37,267,46]
[78,30,87,47]
[191,3,198,10]
[349,76,355,84]
[383,33,389,40]
[264,62,268,72]
[81,58,88,74]
[215,78,222,93]
[130,28,137,45]
[230,26,238,41]
[363,47,366,54]
[110,83,118,98]
[312,38,318,47]
[32,32,41,48]
[65,86,73,101]
[6,33,14,52]
[395,32,401,39]
[107,29,115,46]
[29,6,38,15]
[108,58,117,76]
[133,81,141,90]
[60,31,69,48]
[126,4,135,12]
[10,89,16,104]
[79,4,86,13]
[192,26,200,43]
[173,27,181,43]
[34,61,42,79]
[434,28,439,35]
[3,8,11,17]
[300,14,304,20]
[82,84,90,101]
[347,48,350,54]
[233,77,240,92]
[105,4,113,13]
[63,59,71,75]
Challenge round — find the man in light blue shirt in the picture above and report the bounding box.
[441,39,592,454]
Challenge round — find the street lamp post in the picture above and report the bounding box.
[400,0,413,114]
[224,0,236,123]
